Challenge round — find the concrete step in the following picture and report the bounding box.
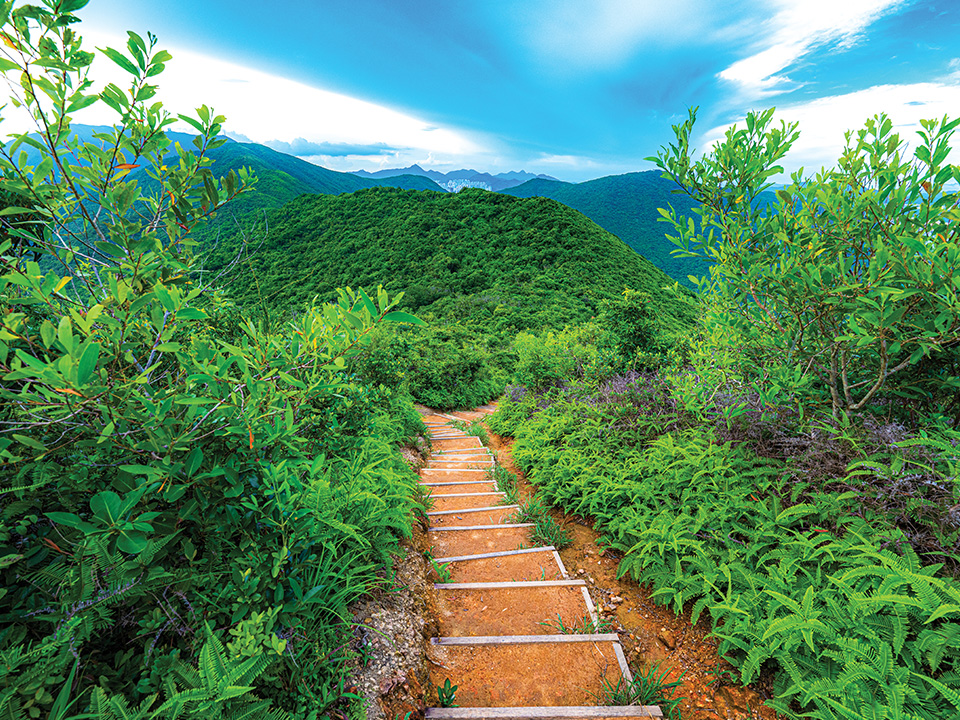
[426,636,631,708]
[427,505,518,527]
[434,583,593,637]
[432,547,567,584]
[427,524,533,557]
[431,493,507,512]
[426,707,662,719]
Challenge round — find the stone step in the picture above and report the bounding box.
[426,637,631,708]
[427,524,533,557]
[422,481,499,494]
[431,493,507,512]
[434,583,593,637]
[426,707,662,719]
[431,438,485,450]
[427,505,518,527]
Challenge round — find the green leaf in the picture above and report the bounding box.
[57,316,74,354]
[76,341,100,385]
[176,307,207,320]
[40,320,55,349]
[97,46,139,75]
[382,311,424,325]
[90,491,123,524]
[61,0,91,12]
[45,512,84,528]
[185,447,203,477]
[13,434,46,451]
[117,532,148,554]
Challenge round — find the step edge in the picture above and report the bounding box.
[430,492,507,498]
[434,579,585,589]
[431,633,619,645]
[427,504,518,516]
[425,707,663,719]
[432,546,555,563]
[427,523,534,531]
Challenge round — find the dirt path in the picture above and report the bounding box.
[417,407,663,720]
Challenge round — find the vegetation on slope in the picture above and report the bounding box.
[0,8,429,720]
[204,187,696,409]
[503,171,709,286]
[489,109,960,719]
[209,186,694,335]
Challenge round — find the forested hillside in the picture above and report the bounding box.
[502,171,708,286]
[208,186,695,335]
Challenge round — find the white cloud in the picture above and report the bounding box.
[719,0,909,97]
[1,29,485,164]
[506,0,715,72]
[701,81,960,176]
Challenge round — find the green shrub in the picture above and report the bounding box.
[496,391,960,719]
[0,6,424,717]
[653,108,960,419]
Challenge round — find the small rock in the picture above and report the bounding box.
[657,628,677,650]
[610,595,623,604]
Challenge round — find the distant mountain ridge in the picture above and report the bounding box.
[351,164,557,192]
[501,171,709,287]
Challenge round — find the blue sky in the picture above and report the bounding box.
[59,1,960,181]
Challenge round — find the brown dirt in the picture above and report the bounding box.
[429,437,485,450]
[427,506,517,527]
[431,493,508,512]
[427,641,625,706]
[484,429,783,720]
[437,549,566,582]
[421,468,489,480]
[427,525,533,557]
[424,481,498,494]
[433,584,592,636]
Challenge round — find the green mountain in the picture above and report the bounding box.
[203,141,444,212]
[501,171,708,286]
[209,186,695,336]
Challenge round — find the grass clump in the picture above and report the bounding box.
[593,663,685,717]
[510,497,571,549]
[538,613,613,635]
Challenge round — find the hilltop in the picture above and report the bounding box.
[209,186,695,335]
[501,171,708,286]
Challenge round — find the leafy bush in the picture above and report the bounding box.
[653,108,960,419]
[494,388,960,718]
[596,288,668,368]
[0,5,424,717]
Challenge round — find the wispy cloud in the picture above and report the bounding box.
[719,0,910,98]
[264,138,398,157]
[701,79,960,175]
[505,0,715,73]
[2,27,486,164]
